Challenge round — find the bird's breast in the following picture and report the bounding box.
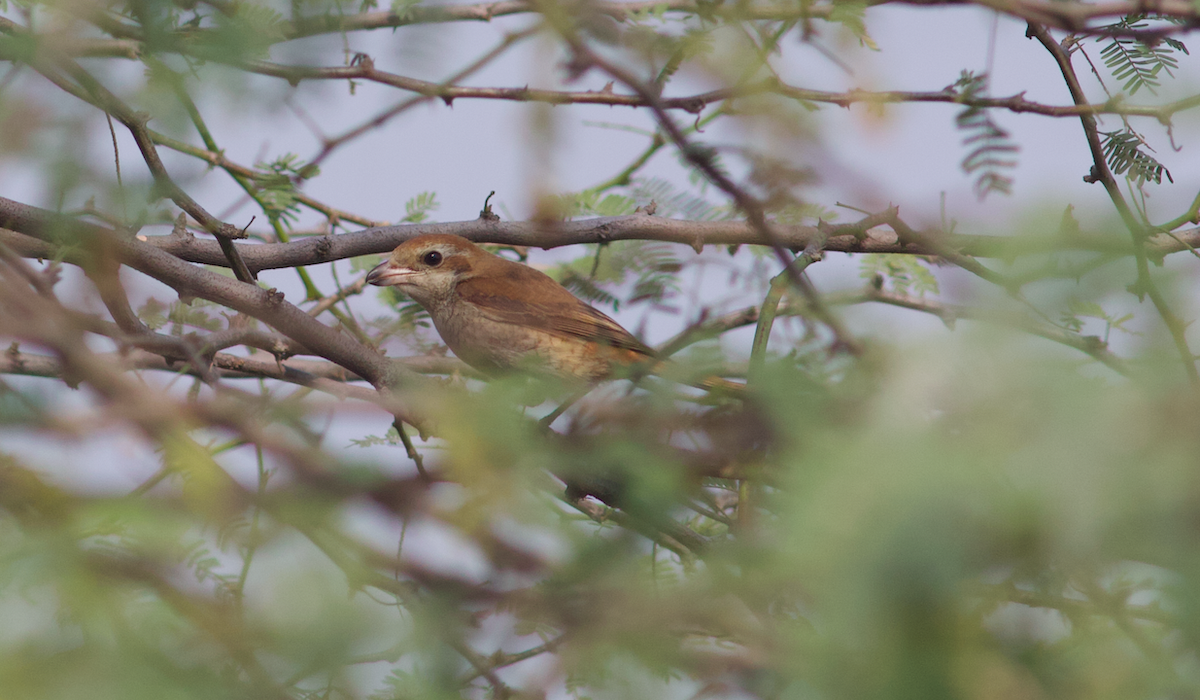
[431,302,622,383]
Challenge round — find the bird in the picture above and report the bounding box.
[364,234,744,395]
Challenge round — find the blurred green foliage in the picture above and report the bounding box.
[7,330,1200,698]
[0,0,1198,698]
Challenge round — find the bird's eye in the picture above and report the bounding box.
[422,251,443,267]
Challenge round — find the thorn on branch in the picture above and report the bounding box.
[315,235,334,260]
[880,205,907,242]
[6,342,23,372]
[634,200,657,216]
[817,218,846,242]
[220,222,248,240]
[271,338,292,364]
[479,191,499,222]
[171,212,193,240]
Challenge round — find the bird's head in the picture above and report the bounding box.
[365,234,483,307]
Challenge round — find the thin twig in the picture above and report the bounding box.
[1029,23,1198,388]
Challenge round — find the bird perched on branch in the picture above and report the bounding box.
[365,234,744,395]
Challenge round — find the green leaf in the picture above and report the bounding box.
[401,191,439,223]
[951,72,1019,198]
[137,298,169,331]
[859,254,939,298]
[593,194,637,217]
[349,426,406,448]
[629,177,737,221]
[545,239,683,310]
[1066,298,1108,320]
[1095,15,1186,95]
[557,270,622,309]
[168,299,223,334]
[390,0,421,21]
[551,191,596,219]
[827,1,879,50]
[1100,129,1172,185]
[382,295,432,332]
[351,254,386,273]
[253,154,316,226]
[774,202,839,224]
[199,3,286,60]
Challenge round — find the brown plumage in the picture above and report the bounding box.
[366,234,742,393]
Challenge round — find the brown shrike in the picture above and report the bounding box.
[366,234,744,395]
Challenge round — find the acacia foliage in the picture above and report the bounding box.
[1,2,1200,700]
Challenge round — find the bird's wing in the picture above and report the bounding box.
[456,266,656,359]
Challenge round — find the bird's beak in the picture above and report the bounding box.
[366,260,414,286]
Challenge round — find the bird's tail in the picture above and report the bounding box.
[692,374,748,398]
[619,358,748,399]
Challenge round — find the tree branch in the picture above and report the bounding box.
[1029,23,1198,388]
[0,196,429,415]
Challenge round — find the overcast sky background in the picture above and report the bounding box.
[2,6,1199,695]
